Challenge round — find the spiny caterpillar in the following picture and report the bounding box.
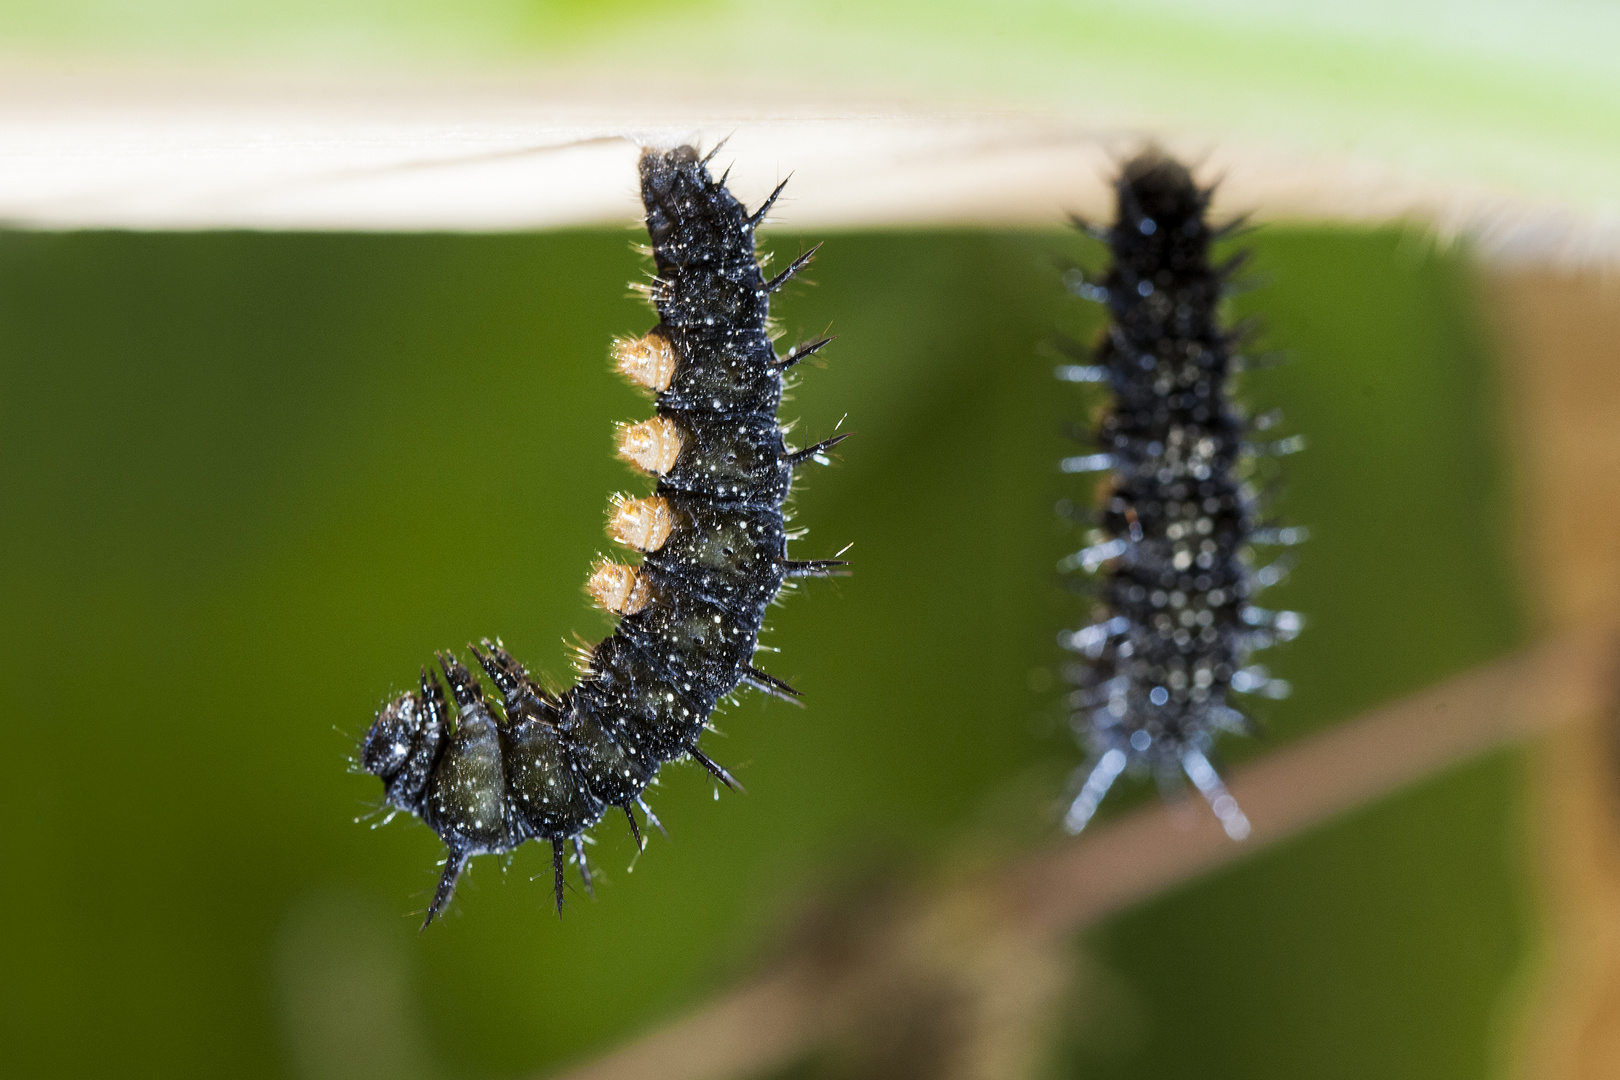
[1056,150,1302,840]
[360,145,846,925]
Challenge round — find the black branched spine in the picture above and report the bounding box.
[360,146,843,925]
[1057,150,1302,839]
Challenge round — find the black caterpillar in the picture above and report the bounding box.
[360,145,846,925]
[1056,150,1302,839]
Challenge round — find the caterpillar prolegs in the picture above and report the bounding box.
[1057,151,1302,839]
[361,145,845,925]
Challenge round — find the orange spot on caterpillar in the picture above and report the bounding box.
[613,331,677,392]
[586,559,651,615]
[608,495,674,552]
[616,416,683,475]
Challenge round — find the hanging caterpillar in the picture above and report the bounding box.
[360,144,846,925]
[1056,150,1302,840]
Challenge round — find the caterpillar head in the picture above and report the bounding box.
[1117,151,1206,228]
[361,668,448,814]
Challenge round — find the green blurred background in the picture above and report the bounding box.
[0,221,1526,1077]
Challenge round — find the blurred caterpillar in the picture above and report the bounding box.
[1056,150,1302,839]
[361,145,846,925]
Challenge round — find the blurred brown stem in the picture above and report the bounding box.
[547,626,1620,1080]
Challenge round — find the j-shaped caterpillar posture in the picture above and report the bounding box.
[1056,150,1302,840]
[361,145,845,925]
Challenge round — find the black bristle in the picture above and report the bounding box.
[763,243,821,294]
